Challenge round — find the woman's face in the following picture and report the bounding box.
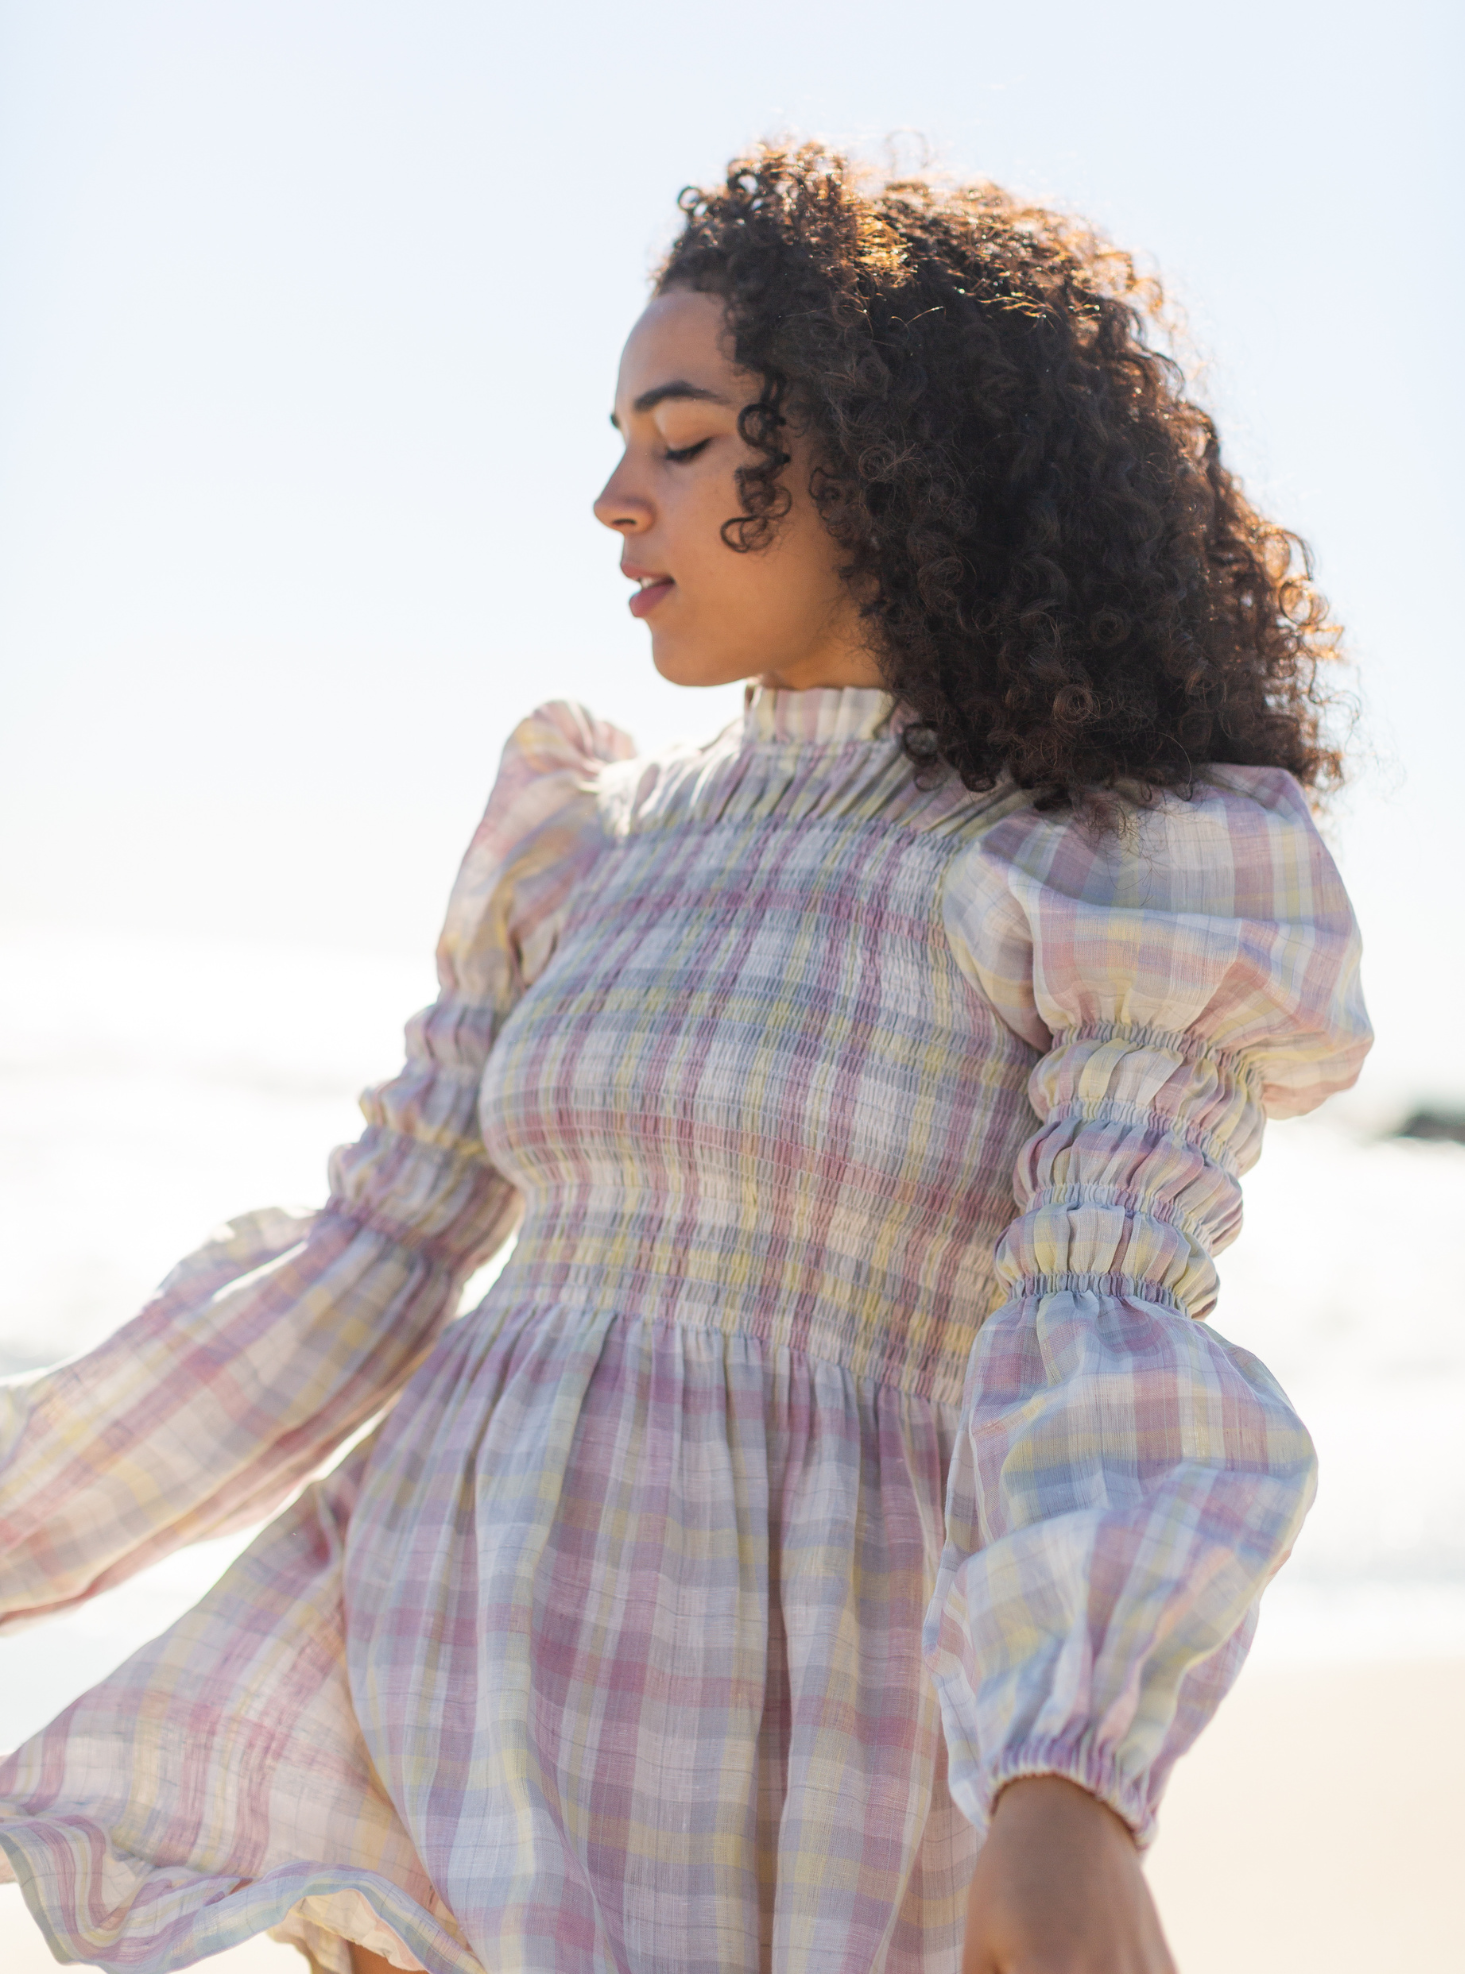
[594,286,880,691]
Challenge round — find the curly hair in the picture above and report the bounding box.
[658,141,1346,809]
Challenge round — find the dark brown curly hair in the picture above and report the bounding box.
[658,142,1346,809]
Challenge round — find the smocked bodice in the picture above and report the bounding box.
[463,684,1366,1408]
[480,703,1032,1403]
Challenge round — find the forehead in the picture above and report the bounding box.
[615,288,741,402]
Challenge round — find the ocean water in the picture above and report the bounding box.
[2,919,1462,1751]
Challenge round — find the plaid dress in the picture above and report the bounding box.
[0,687,1370,1974]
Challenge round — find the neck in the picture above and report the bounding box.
[756,646,885,693]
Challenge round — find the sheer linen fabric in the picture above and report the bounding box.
[0,687,1369,1974]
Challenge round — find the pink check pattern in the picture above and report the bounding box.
[0,687,1369,1973]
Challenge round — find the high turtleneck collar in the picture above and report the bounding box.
[741,683,898,746]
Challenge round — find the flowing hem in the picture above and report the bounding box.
[0,1827,482,1974]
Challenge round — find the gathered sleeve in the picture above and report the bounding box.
[924,767,1370,1845]
[0,702,635,1633]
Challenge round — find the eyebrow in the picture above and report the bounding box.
[609,380,731,428]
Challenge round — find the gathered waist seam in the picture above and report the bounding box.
[480,1264,980,1406]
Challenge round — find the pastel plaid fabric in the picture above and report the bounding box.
[0,688,1369,1973]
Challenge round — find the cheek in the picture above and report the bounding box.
[682,470,739,557]
[657,476,745,602]
[667,464,837,627]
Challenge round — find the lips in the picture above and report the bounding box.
[628,577,674,619]
[622,563,674,620]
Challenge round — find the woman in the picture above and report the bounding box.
[0,144,1369,1974]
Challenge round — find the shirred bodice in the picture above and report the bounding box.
[482,691,1034,1404]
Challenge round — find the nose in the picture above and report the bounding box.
[593,457,653,535]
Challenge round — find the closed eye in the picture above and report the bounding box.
[664,439,711,464]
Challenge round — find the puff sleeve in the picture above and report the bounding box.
[924,767,1371,1845]
[0,702,635,1631]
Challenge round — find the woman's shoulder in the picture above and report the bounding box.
[946,765,1333,920]
[436,703,637,998]
[467,699,640,855]
[497,699,640,784]
[940,766,1370,1110]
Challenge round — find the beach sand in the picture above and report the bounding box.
[2,1654,1459,1972]
[1146,1655,1464,1972]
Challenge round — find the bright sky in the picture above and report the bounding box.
[1,0,1460,1107]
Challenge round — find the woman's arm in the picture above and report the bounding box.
[0,702,634,1629]
[930,769,1371,1949]
[964,1778,1174,1974]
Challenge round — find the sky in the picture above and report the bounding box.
[1,0,1461,1108]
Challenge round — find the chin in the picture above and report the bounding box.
[650,636,749,691]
